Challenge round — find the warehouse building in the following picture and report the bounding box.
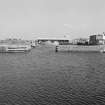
[37,38,70,45]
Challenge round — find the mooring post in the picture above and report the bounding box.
[55,46,58,52]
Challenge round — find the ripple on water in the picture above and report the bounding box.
[0,46,104,104]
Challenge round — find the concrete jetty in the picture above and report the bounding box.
[55,45,105,53]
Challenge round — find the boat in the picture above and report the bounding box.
[0,44,32,53]
[31,41,36,48]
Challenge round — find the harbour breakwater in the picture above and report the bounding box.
[56,45,105,52]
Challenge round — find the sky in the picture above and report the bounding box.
[0,0,105,40]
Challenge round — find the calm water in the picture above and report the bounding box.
[0,45,105,105]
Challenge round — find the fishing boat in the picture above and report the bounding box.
[0,44,32,53]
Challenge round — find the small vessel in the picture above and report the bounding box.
[31,41,36,48]
[0,44,32,53]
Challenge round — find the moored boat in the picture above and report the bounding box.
[0,44,32,53]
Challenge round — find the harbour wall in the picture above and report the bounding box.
[56,45,105,52]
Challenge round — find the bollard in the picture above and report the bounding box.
[55,46,58,52]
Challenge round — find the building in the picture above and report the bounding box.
[0,38,31,45]
[89,33,105,45]
[72,38,89,45]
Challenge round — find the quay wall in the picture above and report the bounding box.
[57,45,105,52]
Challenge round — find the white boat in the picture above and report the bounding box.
[31,41,36,47]
[0,44,32,53]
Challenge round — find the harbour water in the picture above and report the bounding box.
[0,45,105,105]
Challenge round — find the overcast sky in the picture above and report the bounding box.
[0,0,105,39]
